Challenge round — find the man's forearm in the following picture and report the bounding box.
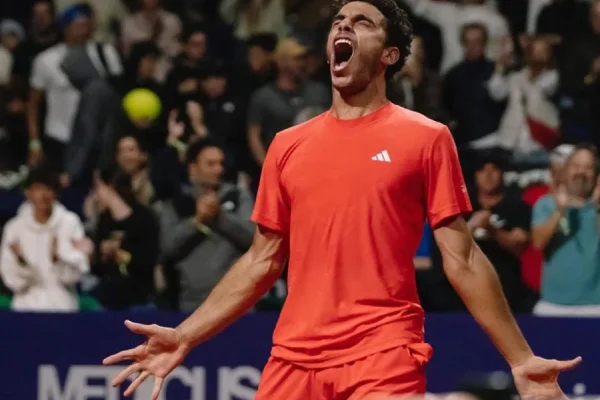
[444,243,533,368]
[175,248,282,349]
[532,210,562,250]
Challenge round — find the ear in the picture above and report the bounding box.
[381,47,400,68]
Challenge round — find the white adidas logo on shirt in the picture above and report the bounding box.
[371,150,391,162]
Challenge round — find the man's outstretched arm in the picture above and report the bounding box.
[433,215,532,366]
[434,215,581,400]
[176,226,287,347]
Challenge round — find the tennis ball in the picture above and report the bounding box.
[122,88,162,123]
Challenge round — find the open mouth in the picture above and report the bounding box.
[333,38,354,72]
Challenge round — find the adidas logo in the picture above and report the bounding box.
[371,150,391,162]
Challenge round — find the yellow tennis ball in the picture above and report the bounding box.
[122,88,162,123]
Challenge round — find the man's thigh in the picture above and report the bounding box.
[330,344,432,400]
[255,356,320,400]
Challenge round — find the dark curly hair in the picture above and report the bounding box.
[332,0,413,78]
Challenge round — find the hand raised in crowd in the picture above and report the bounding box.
[187,101,208,138]
[28,147,43,168]
[72,238,95,258]
[555,185,569,210]
[100,239,121,262]
[195,191,220,224]
[467,210,491,231]
[497,36,515,68]
[167,110,185,141]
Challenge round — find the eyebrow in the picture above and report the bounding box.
[333,13,377,26]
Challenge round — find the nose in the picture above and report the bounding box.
[337,18,352,32]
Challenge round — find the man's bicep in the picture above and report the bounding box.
[248,225,288,268]
[433,216,473,260]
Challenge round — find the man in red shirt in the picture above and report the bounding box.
[103,1,581,399]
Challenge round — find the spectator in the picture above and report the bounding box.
[115,135,155,206]
[0,20,25,85]
[0,168,90,311]
[521,144,575,294]
[197,60,247,181]
[122,0,182,82]
[404,0,510,73]
[466,156,535,311]
[0,78,28,172]
[27,4,92,171]
[124,41,162,94]
[91,169,159,310]
[483,37,559,160]
[11,0,59,81]
[55,0,128,44]
[247,38,329,167]
[388,36,449,124]
[233,33,278,99]
[443,23,506,146]
[558,0,600,144]
[165,25,209,107]
[532,144,600,317]
[219,0,288,41]
[159,138,254,311]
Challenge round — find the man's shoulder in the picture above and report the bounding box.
[35,43,65,62]
[389,105,448,140]
[534,194,556,210]
[269,112,328,153]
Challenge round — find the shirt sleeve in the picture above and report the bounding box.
[532,196,554,227]
[424,126,472,228]
[251,136,290,234]
[30,54,47,90]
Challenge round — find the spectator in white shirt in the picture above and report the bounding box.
[27,4,92,172]
[55,0,129,44]
[0,168,91,311]
[122,0,182,82]
[404,0,510,73]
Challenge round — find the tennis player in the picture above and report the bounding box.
[103,1,581,399]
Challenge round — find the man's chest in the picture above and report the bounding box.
[280,137,425,207]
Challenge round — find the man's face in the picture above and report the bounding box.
[117,137,145,175]
[278,53,307,79]
[65,16,92,45]
[527,39,551,69]
[185,32,207,61]
[142,0,160,12]
[248,46,272,73]
[26,183,56,214]
[327,1,394,94]
[201,76,227,98]
[189,147,225,188]
[32,2,53,30]
[463,27,486,61]
[475,163,503,194]
[565,150,596,198]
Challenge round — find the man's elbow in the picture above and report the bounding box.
[245,246,284,283]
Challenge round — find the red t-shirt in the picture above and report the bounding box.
[252,103,472,368]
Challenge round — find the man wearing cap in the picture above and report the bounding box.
[467,155,535,312]
[247,38,329,170]
[27,3,92,172]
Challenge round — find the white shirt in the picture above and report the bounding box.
[30,43,81,143]
[0,203,89,312]
[405,0,510,74]
[0,46,12,85]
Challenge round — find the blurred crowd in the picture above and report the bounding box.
[0,0,600,316]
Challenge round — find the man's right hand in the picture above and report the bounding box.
[104,320,190,400]
[554,185,568,210]
[195,192,220,224]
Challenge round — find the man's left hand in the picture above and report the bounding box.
[512,355,582,400]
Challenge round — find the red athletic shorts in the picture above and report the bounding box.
[255,344,433,400]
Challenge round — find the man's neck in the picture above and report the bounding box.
[478,192,502,209]
[276,73,297,91]
[330,76,388,120]
[33,209,52,224]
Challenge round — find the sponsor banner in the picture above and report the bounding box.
[0,312,598,399]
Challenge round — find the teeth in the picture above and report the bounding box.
[334,38,352,46]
